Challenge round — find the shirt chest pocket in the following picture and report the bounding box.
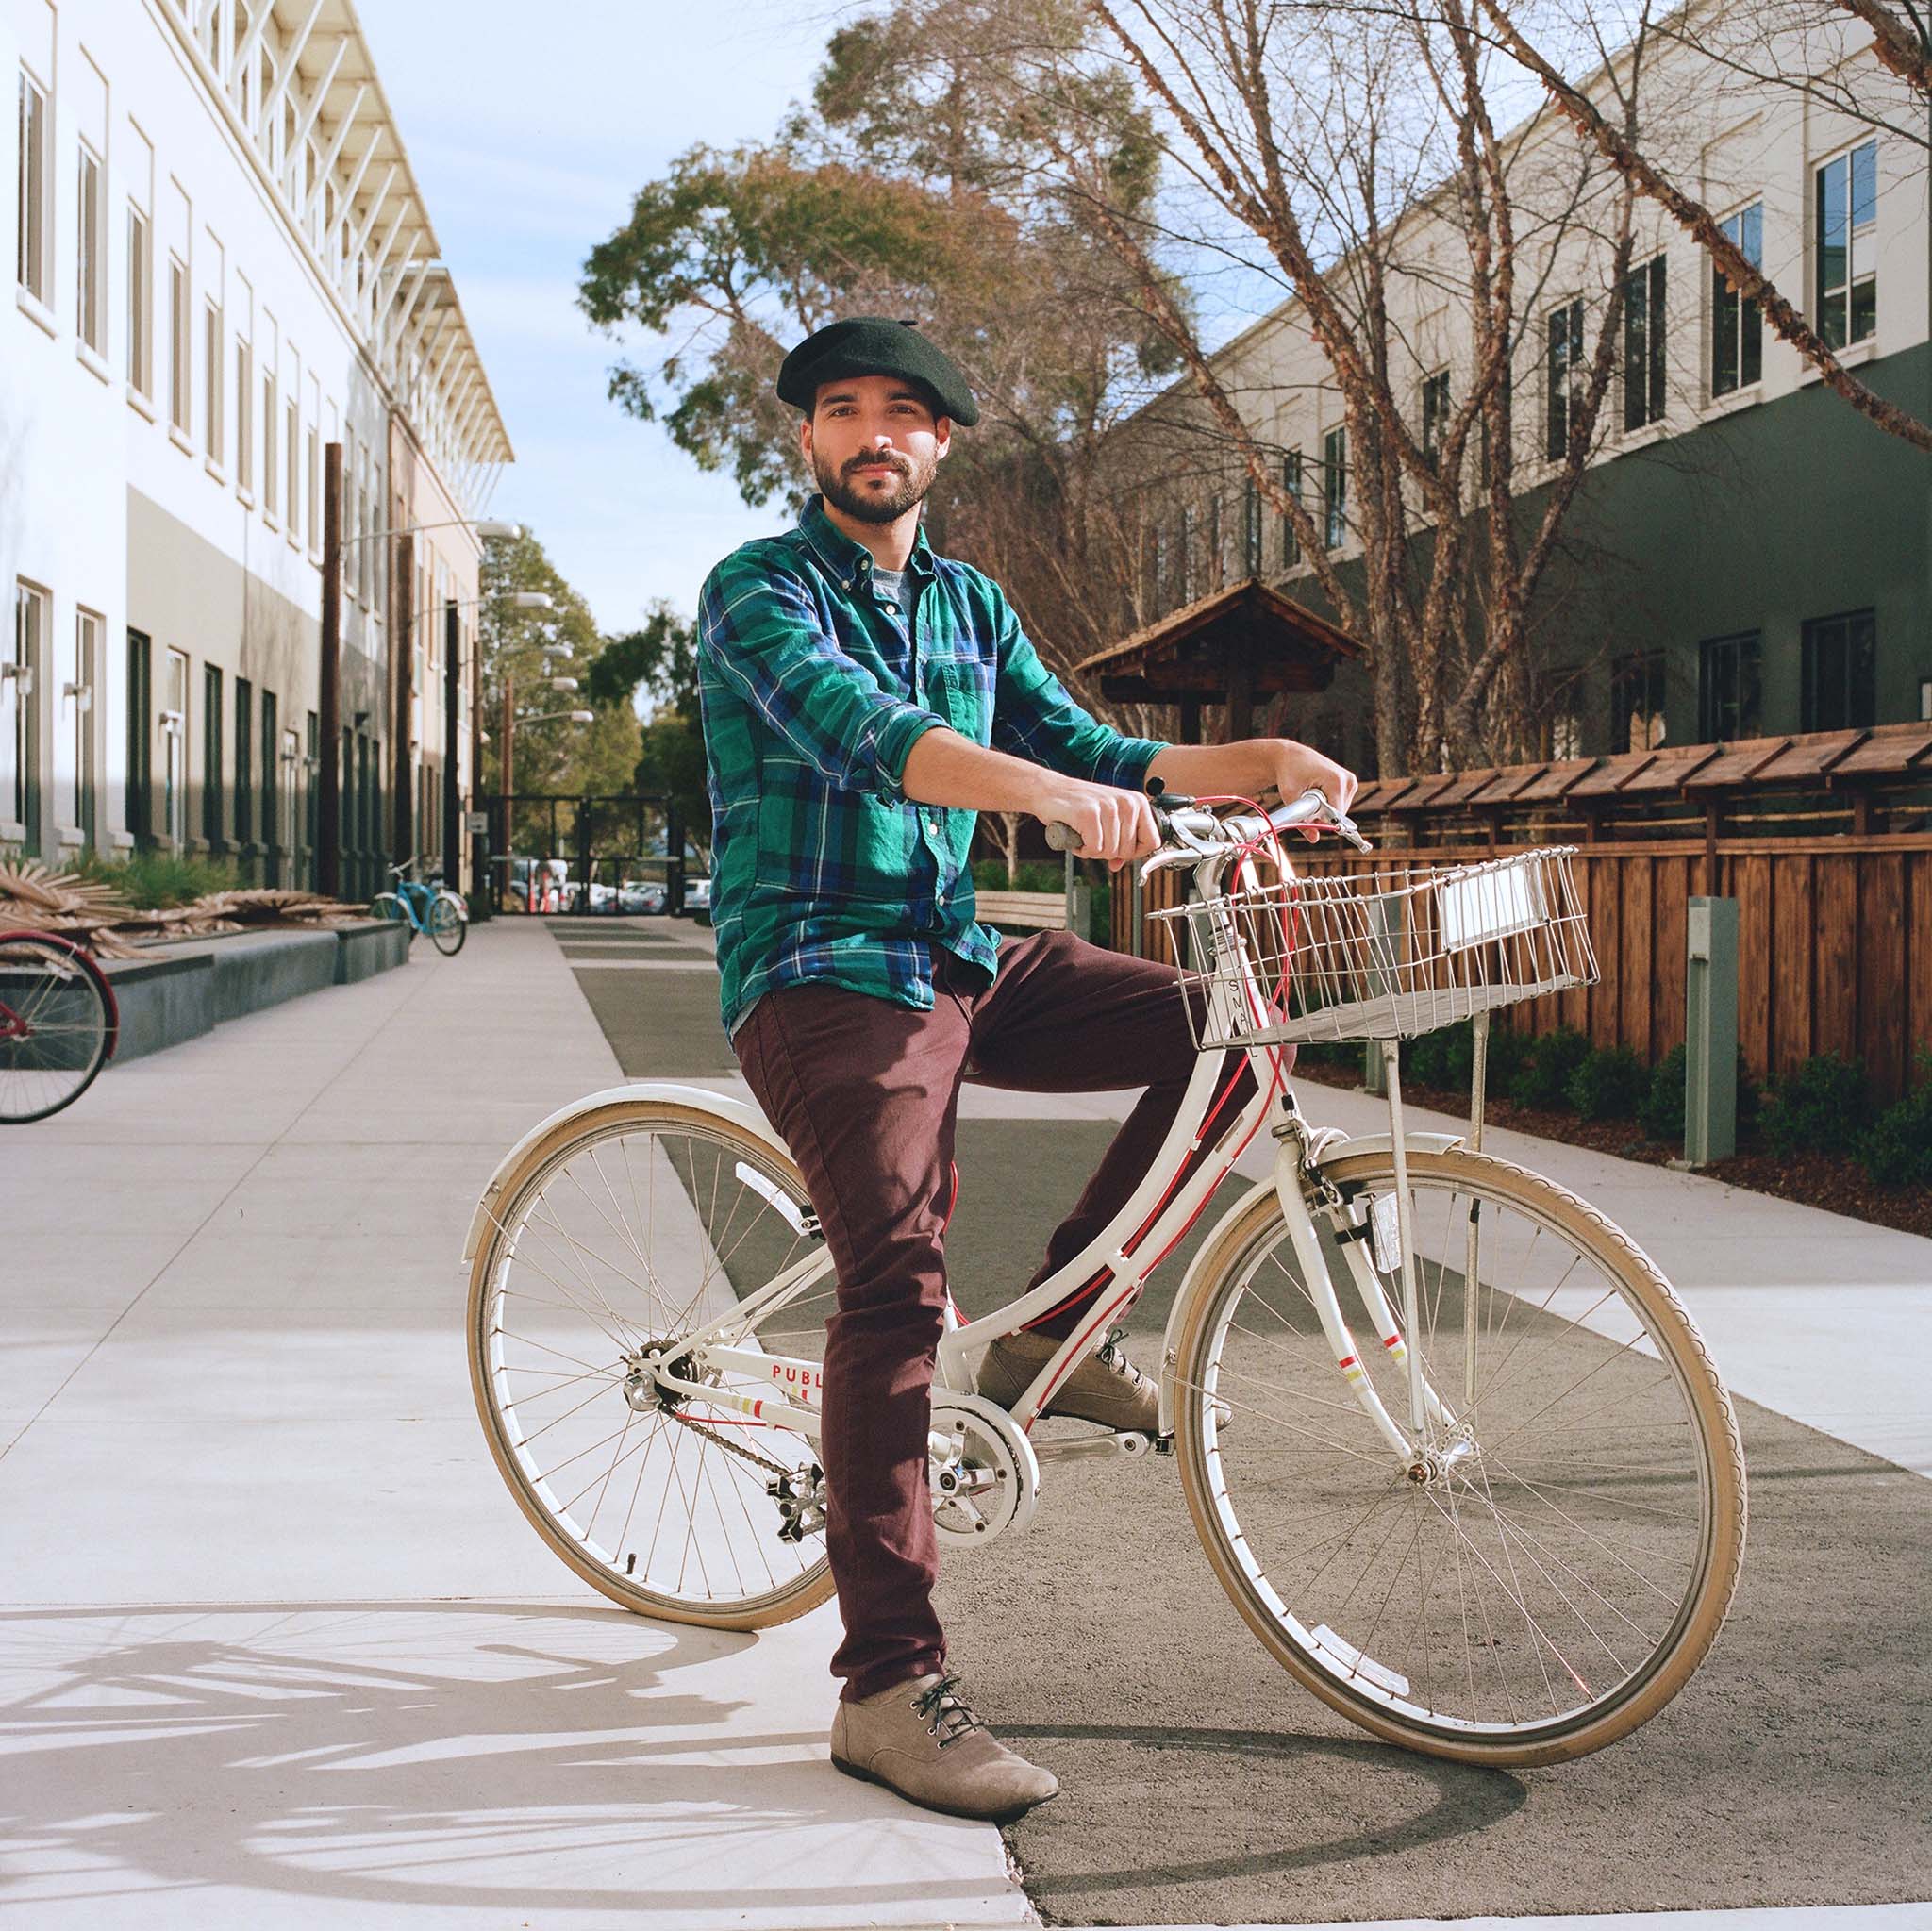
[923,657,993,745]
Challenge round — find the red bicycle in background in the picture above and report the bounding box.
[0,931,118,1124]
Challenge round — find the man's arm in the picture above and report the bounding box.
[903,728,1358,868]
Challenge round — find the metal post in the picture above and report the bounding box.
[1684,896,1740,1165]
[442,598,460,891]
[575,797,591,916]
[666,797,686,916]
[317,441,342,897]
[470,612,490,921]
[391,530,414,871]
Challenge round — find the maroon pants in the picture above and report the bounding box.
[731,930,1257,1701]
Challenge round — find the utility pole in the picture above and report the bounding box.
[318,441,342,898]
[392,529,414,870]
[471,610,490,921]
[443,597,461,891]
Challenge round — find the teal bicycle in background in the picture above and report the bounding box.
[371,858,468,957]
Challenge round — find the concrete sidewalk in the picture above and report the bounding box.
[3,915,1925,1930]
[0,918,1032,1930]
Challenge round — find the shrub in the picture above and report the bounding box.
[1505,1025,1591,1109]
[1857,1053,1932,1190]
[1400,1020,1531,1096]
[69,849,240,909]
[1566,1044,1650,1120]
[1761,1053,1872,1157]
[970,858,1066,894]
[1638,1044,1689,1142]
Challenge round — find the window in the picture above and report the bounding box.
[1623,256,1667,431]
[126,629,152,844]
[1801,609,1876,732]
[1817,141,1877,350]
[1698,632,1761,742]
[1421,370,1451,470]
[281,727,298,880]
[1281,450,1304,568]
[204,297,224,462]
[1241,477,1261,577]
[261,690,278,877]
[1323,426,1348,550]
[1609,650,1667,753]
[161,649,189,847]
[262,364,278,519]
[234,676,254,845]
[304,709,319,865]
[126,204,152,393]
[7,581,46,842]
[1545,298,1585,459]
[234,333,253,492]
[76,142,106,356]
[72,609,99,843]
[168,256,191,433]
[1711,203,1763,397]
[285,393,300,537]
[202,663,224,843]
[306,423,319,551]
[16,69,49,305]
[1550,710,1583,760]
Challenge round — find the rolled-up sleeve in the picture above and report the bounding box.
[699,553,944,801]
[989,591,1166,791]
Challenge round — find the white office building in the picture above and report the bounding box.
[4,0,510,895]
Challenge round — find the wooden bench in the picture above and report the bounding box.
[974,888,1067,931]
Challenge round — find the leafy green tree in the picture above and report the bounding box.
[575,0,1186,711]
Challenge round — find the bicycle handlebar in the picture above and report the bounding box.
[1044,787,1373,859]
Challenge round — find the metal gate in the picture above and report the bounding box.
[482,792,689,917]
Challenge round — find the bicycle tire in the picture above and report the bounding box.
[467,1095,838,1630]
[1171,1145,1745,1768]
[0,930,117,1124]
[428,892,466,956]
[369,892,416,946]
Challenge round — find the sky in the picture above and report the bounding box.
[358,0,841,635]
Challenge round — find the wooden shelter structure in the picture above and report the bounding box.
[1074,577,1364,742]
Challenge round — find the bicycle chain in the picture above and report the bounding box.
[662,1404,794,1480]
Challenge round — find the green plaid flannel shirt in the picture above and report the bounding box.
[698,496,1167,1035]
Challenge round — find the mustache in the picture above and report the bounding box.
[842,453,911,478]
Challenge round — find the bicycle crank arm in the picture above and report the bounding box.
[1033,1430,1157,1464]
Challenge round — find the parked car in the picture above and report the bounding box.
[617,880,668,914]
[682,877,711,913]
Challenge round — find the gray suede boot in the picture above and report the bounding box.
[977,1324,1160,1431]
[830,1672,1058,1822]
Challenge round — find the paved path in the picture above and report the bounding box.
[4,915,1926,1930]
[0,918,1029,1929]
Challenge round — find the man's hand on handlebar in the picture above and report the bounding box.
[1027,774,1162,871]
[1270,743,1358,841]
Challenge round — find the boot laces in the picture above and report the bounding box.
[911,1673,984,1748]
[1096,1324,1141,1381]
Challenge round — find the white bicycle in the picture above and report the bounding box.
[464,790,1745,1768]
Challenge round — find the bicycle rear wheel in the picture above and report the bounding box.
[467,1097,839,1628]
[427,892,466,955]
[1172,1146,1745,1767]
[370,892,415,946]
[0,931,116,1124]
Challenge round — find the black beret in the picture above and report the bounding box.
[776,315,979,426]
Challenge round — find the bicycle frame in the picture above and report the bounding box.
[638,830,1454,1473]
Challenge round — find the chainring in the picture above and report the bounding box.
[927,1390,1041,1550]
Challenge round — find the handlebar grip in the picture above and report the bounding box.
[1044,822,1084,854]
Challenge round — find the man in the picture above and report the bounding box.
[696,316,1356,1823]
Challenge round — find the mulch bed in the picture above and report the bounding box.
[1290,1057,1932,1240]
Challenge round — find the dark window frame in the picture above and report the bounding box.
[1697,631,1762,743]
[1545,297,1585,459]
[1800,609,1876,732]
[202,662,224,843]
[234,674,254,845]
[1623,255,1668,431]
[1609,649,1668,754]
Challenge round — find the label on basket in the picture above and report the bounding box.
[1437,860,1544,953]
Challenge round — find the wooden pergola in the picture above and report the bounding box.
[1074,577,1365,742]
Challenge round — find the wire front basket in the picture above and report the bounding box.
[1156,846,1599,1051]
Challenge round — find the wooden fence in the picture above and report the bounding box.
[1111,834,1932,1102]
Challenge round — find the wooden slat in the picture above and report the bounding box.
[1771,855,1814,1075]
[1589,859,1620,1044]
[1684,737,1790,789]
[1622,857,1653,1056]
[1756,730,1866,782]
[1857,854,1907,1100]
[1911,853,1932,1079]
[1814,856,1858,1063]
[1653,858,1687,1059]
[1830,724,1932,777]
[1734,853,1774,1082]
[1569,753,1655,799]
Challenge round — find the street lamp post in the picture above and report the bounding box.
[392,530,414,874]
[443,597,462,896]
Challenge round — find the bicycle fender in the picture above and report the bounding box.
[1152,1131,1466,1433]
[461,1081,792,1267]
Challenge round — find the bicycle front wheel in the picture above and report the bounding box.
[1172,1146,1745,1767]
[0,932,116,1124]
[467,1097,839,1629]
[427,892,466,955]
[370,892,415,946]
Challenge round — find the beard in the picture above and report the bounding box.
[813,444,938,524]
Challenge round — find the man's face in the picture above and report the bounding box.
[799,374,951,524]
